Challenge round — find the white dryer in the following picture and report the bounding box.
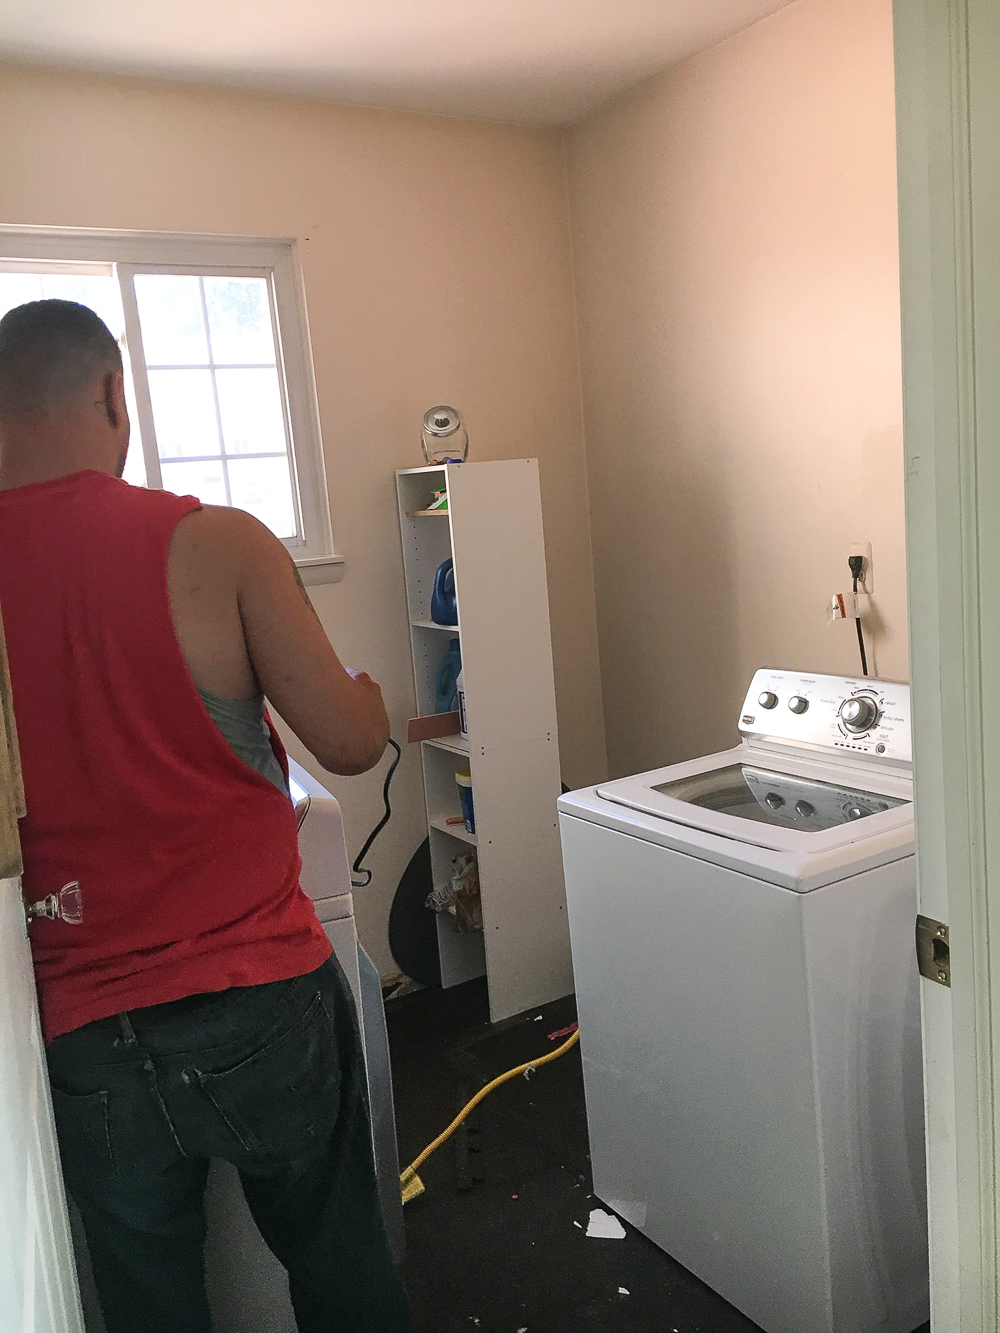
[559,670,928,1333]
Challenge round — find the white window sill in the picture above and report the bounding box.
[295,556,345,587]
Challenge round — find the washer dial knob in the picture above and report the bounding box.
[758,691,778,710]
[788,695,809,715]
[840,696,878,733]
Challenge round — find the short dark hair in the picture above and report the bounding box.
[0,299,123,417]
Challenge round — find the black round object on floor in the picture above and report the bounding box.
[388,837,441,988]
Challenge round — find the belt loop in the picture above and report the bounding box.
[117,1011,138,1047]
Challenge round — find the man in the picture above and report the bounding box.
[0,300,409,1333]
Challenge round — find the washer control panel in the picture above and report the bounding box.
[739,669,911,764]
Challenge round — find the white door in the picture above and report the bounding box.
[1,615,85,1333]
[895,0,1000,1328]
[0,878,85,1333]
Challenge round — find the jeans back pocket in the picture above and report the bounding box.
[50,1087,116,1190]
[192,990,342,1164]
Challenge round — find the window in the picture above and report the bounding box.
[0,230,337,575]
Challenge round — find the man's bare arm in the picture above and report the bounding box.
[187,507,390,776]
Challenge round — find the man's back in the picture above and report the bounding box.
[0,469,330,1042]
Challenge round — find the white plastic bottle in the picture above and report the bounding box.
[456,668,469,738]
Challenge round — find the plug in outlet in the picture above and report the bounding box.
[848,542,873,593]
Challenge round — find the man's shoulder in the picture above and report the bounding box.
[109,478,199,520]
[168,504,286,587]
[126,478,194,505]
[170,503,273,554]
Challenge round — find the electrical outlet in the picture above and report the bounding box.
[848,542,873,593]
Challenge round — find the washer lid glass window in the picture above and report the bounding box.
[596,745,914,857]
[652,764,907,834]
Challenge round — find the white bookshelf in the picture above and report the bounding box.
[396,460,573,1023]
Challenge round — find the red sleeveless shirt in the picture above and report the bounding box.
[0,471,330,1042]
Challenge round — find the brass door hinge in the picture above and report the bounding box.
[916,915,951,987]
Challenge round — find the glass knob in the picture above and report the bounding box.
[26,881,83,927]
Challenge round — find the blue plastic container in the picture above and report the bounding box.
[430,557,458,625]
[455,770,475,835]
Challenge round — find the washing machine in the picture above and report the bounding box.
[558,669,928,1333]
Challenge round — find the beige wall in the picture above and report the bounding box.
[567,0,906,776]
[0,66,607,975]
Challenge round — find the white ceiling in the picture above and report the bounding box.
[0,0,794,126]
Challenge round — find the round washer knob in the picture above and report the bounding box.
[840,696,878,733]
[758,691,778,710]
[765,793,785,810]
[788,695,809,714]
[795,800,815,818]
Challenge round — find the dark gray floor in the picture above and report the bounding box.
[387,979,931,1333]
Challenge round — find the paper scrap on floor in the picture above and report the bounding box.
[586,1207,626,1239]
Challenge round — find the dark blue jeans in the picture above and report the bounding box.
[46,958,409,1333]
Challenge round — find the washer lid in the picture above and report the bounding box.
[596,746,913,856]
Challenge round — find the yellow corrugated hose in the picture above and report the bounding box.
[399,1027,581,1204]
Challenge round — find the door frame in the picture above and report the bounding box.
[895,0,1000,1327]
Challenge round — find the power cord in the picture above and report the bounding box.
[351,738,402,888]
[848,555,869,676]
[400,1027,581,1204]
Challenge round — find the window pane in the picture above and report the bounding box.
[204,277,275,364]
[215,368,286,456]
[0,255,321,550]
[0,273,44,317]
[39,274,122,334]
[134,274,208,365]
[228,456,296,538]
[0,272,124,339]
[121,371,148,489]
[120,441,147,489]
[147,369,220,458]
[160,459,228,507]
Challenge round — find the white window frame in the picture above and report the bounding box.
[0,227,340,579]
